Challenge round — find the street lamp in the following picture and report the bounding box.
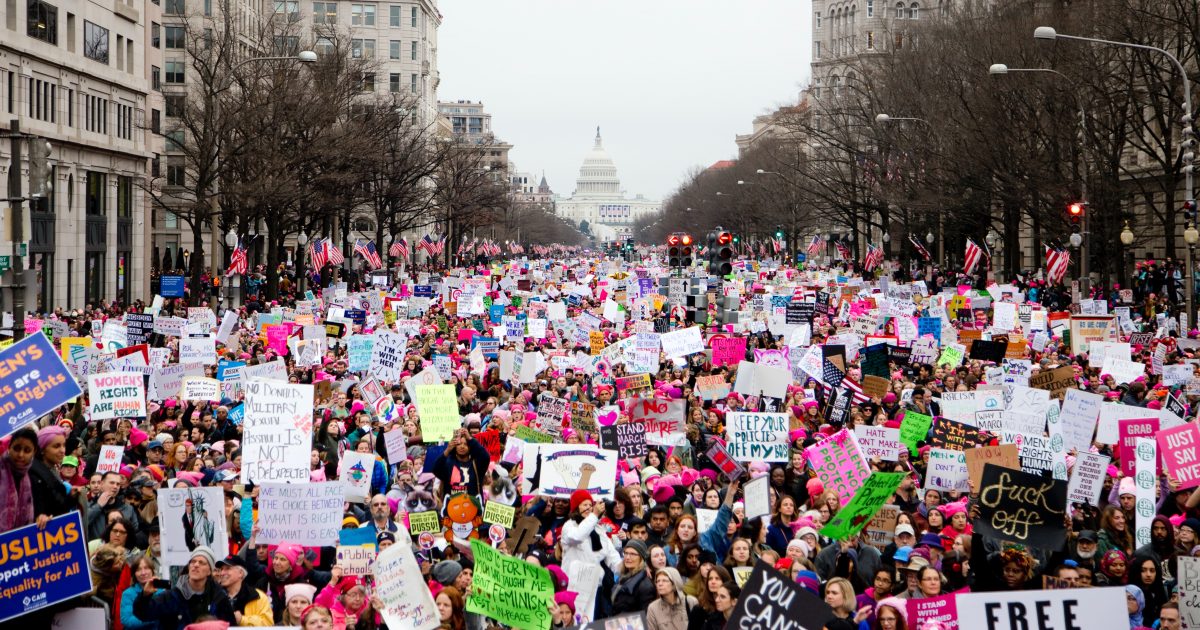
[232,50,318,70]
[1187,223,1199,327]
[1120,222,1134,246]
[875,113,932,126]
[926,232,935,244]
[1035,26,1194,226]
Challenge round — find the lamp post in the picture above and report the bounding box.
[224,227,241,310]
[989,62,1093,287]
[231,50,318,70]
[1187,223,1199,329]
[877,113,941,264]
[1120,221,1136,290]
[296,230,308,295]
[1034,26,1195,241]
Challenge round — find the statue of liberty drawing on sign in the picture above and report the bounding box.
[182,489,217,551]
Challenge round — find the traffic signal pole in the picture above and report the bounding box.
[5,120,25,341]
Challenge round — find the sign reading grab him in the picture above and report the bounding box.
[956,587,1126,630]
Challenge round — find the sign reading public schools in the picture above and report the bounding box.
[0,512,93,623]
[0,333,83,440]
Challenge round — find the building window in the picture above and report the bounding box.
[316,37,334,55]
[411,6,417,27]
[313,1,336,24]
[67,88,74,125]
[351,39,374,58]
[27,1,58,45]
[152,65,161,90]
[164,25,185,48]
[86,171,106,215]
[866,31,874,48]
[165,0,185,15]
[361,72,375,92]
[115,103,132,140]
[274,35,299,55]
[274,1,299,20]
[116,176,133,217]
[389,72,401,93]
[909,2,919,18]
[894,32,903,48]
[895,2,905,17]
[84,21,109,64]
[410,73,417,93]
[389,39,401,59]
[167,160,186,186]
[151,22,160,48]
[389,4,401,26]
[867,0,874,16]
[151,108,160,133]
[814,41,821,59]
[165,61,185,83]
[165,94,185,118]
[411,40,418,60]
[165,129,184,152]
[814,11,821,28]
[351,3,375,26]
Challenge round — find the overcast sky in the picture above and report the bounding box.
[437,0,811,202]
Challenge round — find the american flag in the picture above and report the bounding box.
[1045,244,1070,285]
[908,235,931,261]
[389,238,409,260]
[963,238,986,276]
[226,242,248,277]
[324,238,344,265]
[807,235,824,256]
[354,239,383,270]
[834,240,852,261]
[417,234,442,257]
[308,238,326,270]
[773,238,785,254]
[863,244,883,271]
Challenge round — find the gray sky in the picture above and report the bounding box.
[437,0,811,201]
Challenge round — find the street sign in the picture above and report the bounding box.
[0,256,9,273]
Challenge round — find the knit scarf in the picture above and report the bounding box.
[0,456,33,531]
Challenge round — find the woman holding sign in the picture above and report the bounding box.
[0,427,38,531]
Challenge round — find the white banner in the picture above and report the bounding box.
[241,380,314,483]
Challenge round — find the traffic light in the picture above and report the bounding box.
[708,229,733,277]
[28,138,52,198]
[1068,202,1085,232]
[680,233,693,267]
[667,234,681,267]
[774,226,784,239]
[1185,200,1196,224]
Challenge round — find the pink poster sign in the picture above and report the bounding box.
[711,336,747,367]
[804,429,871,506]
[1119,418,1159,476]
[1158,422,1200,489]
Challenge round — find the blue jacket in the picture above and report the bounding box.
[120,583,158,630]
[700,504,733,563]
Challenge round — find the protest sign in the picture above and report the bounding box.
[743,475,770,519]
[384,429,409,465]
[369,330,406,381]
[975,464,1067,548]
[1136,436,1157,548]
[483,501,516,528]
[725,412,789,462]
[820,471,906,540]
[854,425,902,461]
[956,587,1126,629]
[1030,365,1075,399]
[415,384,459,443]
[347,335,374,373]
[337,540,376,577]
[1067,451,1110,507]
[180,376,219,401]
[930,418,986,451]
[695,374,731,401]
[1118,418,1159,476]
[341,451,377,502]
[241,380,313,483]
[467,539,554,630]
[373,539,440,630]
[711,336,747,367]
[0,512,93,623]
[659,326,704,358]
[864,505,900,552]
[256,481,344,546]
[125,313,154,345]
[806,429,871,506]
[630,398,686,446]
[535,445,619,499]
[1159,423,1200,490]
[408,511,441,534]
[0,334,82,440]
[1060,389,1102,454]
[705,440,746,482]
[725,562,836,630]
[535,394,570,437]
[96,445,124,474]
[900,410,933,455]
[1178,556,1200,629]
[179,335,216,365]
[599,422,648,460]
[88,372,146,420]
[156,487,228,566]
[907,593,959,630]
[926,448,969,492]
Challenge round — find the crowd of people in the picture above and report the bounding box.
[1,251,1195,630]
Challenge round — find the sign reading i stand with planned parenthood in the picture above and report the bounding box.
[0,333,83,440]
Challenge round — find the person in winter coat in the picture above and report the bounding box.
[121,555,161,630]
[314,569,377,630]
[646,567,700,630]
[263,542,332,623]
[612,540,657,615]
[560,490,623,578]
[133,546,236,630]
[216,554,273,626]
[699,478,740,564]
